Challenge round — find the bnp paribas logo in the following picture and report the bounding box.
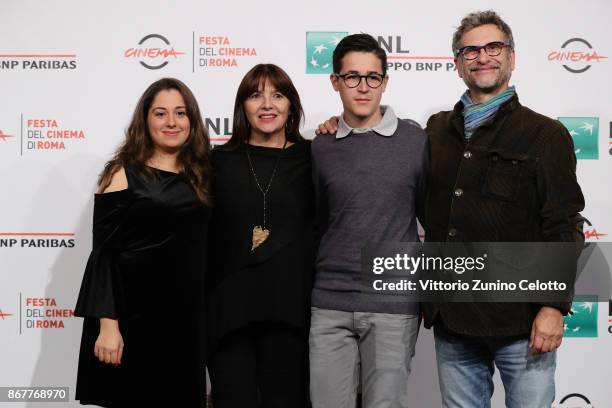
[306,32,348,74]
[558,117,599,160]
[563,296,598,338]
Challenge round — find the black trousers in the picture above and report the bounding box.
[208,323,308,408]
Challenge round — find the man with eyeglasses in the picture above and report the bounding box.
[422,10,584,408]
[316,12,584,408]
[309,33,428,408]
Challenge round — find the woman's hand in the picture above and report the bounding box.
[94,318,124,365]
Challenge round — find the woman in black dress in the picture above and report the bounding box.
[207,64,315,407]
[74,78,211,407]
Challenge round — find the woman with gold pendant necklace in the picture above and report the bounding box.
[207,64,315,408]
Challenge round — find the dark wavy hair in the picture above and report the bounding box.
[221,63,305,150]
[99,77,212,204]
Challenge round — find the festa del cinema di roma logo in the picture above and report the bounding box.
[558,117,599,160]
[197,36,258,68]
[124,34,185,70]
[24,297,74,329]
[548,38,607,73]
[25,118,86,152]
[2,120,85,153]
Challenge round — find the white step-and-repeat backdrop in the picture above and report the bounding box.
[1,0,610,406]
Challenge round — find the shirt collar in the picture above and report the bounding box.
[336,105,398,139]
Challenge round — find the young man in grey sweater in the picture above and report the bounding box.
[310,33,429,408]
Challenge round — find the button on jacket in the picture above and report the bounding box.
[422,94,585,337]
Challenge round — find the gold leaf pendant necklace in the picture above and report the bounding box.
[245,139,287,251]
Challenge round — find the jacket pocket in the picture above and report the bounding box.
[482,149,528,201]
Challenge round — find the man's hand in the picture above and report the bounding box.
[315,116,340,135]
[529,306,564,353]
[95,318,124,365]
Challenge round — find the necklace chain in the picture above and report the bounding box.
[245,139,288,229]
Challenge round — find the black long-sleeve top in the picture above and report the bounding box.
[206,141,315,354]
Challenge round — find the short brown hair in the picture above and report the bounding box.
[333,33,387,77]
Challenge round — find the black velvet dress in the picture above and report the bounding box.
[74,165,209,407]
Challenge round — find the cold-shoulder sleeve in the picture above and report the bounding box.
[74,190,132,319]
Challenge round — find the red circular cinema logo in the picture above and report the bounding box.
[124,34,185,70]
[548,38,607,73]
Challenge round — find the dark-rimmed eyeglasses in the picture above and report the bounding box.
[335,73,385,88]
[455,41,512,60]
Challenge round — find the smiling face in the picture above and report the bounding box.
[147,88,190,153]
[331,51,388,128]
[244,79,291,140]
[455,24,515,102]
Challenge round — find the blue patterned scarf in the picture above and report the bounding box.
[461,86,516,139]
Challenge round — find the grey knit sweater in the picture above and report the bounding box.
[311,112,428,314]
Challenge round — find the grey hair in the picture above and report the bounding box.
[452,10,515,56]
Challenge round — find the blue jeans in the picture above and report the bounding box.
[309,307,420,408]
[434,325,556,408]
